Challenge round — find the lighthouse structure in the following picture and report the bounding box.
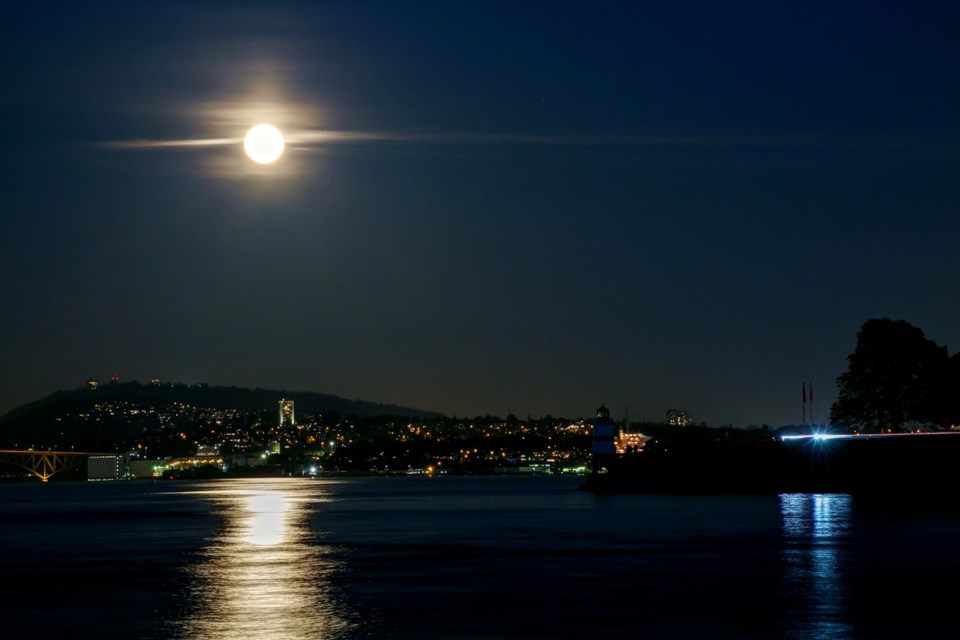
[592,404,617,474]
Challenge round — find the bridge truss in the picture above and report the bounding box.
[0,450,96,482]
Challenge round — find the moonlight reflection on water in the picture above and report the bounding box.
[174,479,350,640]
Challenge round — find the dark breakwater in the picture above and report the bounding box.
[582,432,960,495]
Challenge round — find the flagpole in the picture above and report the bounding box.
[809,381,814,428]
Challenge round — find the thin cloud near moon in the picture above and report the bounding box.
[101,129,958,152]
[103,137,242,149]
[100,130,719,149]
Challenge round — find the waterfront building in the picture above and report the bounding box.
[87,455,126,481]
[617,430,650,454]
[128,459,166,478]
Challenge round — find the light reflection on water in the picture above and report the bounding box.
[244,492,291,546]
[780,493,853,640]
[173,479,350,640]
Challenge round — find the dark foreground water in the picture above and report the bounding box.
[2,477,959,639]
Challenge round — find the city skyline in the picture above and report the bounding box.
[2,1,959,427]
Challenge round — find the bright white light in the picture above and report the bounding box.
[245,492,290,546]
[243,124,285,164]
[782,433,848,442]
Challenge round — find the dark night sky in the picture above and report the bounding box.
[2,1,958,426]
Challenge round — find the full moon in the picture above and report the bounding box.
[244,124,285,164]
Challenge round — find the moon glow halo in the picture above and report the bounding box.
[244,124,285,164]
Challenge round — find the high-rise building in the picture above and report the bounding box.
[278,399,295,427]
[666,408,691,427]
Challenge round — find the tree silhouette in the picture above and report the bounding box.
[831,319,949,431]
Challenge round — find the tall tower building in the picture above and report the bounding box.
[592,404,617,473]
[278,399,295,427]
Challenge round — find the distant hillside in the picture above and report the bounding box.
[0,381,442,448]
[1,381,441,419]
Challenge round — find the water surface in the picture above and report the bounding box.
[1,476,958,639]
